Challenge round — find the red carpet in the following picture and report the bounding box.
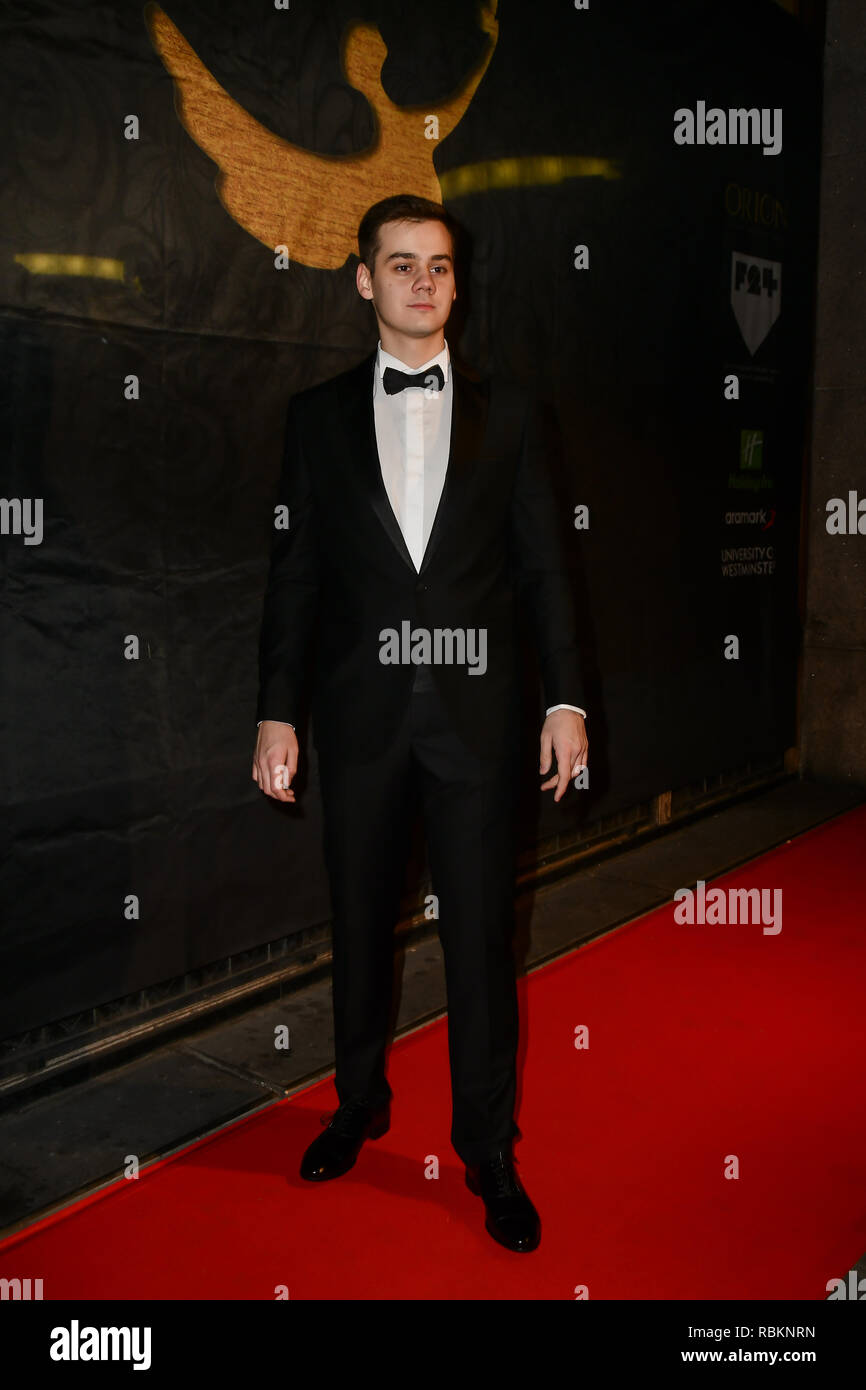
[2,805,865,1299]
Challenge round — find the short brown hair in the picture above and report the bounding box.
[357,194,461,276]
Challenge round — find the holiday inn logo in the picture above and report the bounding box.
[729,429,773,494]
[740,430,763,471]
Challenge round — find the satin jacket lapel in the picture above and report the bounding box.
[419,364,487,577]
[348,349,416,571]
[347,351,488,575]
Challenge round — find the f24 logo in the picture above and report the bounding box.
[731,252,781,356]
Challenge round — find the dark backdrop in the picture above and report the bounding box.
[0,0,821,1038]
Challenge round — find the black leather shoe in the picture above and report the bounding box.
[465,1148,541,1252]
[300,1097,390,1181]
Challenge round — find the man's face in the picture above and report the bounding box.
[356,218,456,341]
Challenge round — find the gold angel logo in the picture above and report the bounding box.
[15,5,620,288]
[145,1,501,269]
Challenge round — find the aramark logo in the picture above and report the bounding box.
[674,102,782,156]
[379,621,487,675]
[724,507,775,529]
[50,1320,152,1370]
[673,879,782,935]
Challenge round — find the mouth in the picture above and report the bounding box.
[408,303,435,310]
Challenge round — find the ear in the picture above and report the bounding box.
[356,260,374,301]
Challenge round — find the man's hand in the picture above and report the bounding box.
[252,720,299,803]
[539,709,588,802]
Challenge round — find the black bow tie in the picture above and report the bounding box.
[382,363,445,395]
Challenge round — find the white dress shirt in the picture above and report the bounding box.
[375,340,452,572]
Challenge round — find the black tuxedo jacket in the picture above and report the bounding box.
[256,348,583,761]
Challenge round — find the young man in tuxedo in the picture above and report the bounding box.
[253,193,588,1253]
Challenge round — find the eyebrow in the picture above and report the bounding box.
[383,251,452,264]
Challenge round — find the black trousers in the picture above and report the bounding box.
[316,667,521,1165]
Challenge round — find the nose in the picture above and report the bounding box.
[413,267,434,293]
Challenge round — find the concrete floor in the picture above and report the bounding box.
[1,776,863,1247]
